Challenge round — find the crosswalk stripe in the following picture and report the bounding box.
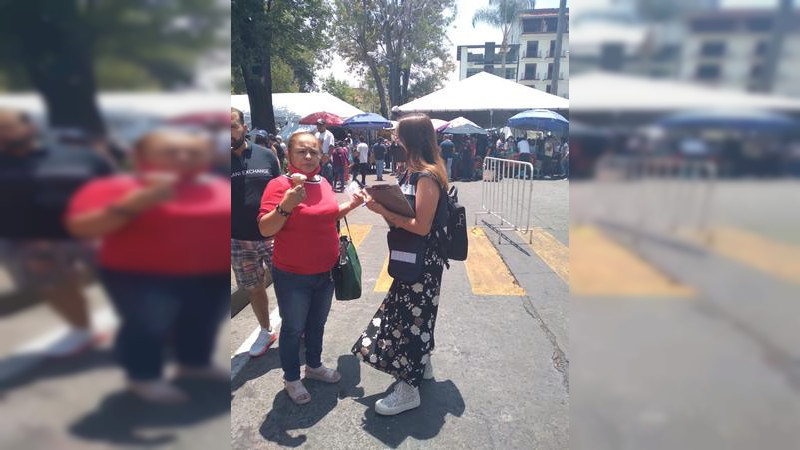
[519,228,569,282]
[682,227,800,284]
[341,223,372,249]
[375,256,392,292]
[465,227,525,296]
[571,225,694,297]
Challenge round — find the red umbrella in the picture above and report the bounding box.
[299,111,345,126]
[166,111,229,128]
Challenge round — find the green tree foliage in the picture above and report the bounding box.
[0,0,225,134]
[331,0,457,118]
[271,57,301,93]
[232,0,330,131]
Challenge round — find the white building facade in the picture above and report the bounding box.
[680,10,800,97]
[457,8,569,98]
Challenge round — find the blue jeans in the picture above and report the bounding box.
[272,267,335,382]
[446,158,453,180]
[100,270,229,381]
[333,166,346,190]
[376,159,385,180]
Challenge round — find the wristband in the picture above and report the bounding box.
[276,204,292,217]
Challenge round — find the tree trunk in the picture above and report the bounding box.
[400,67,410,105]
[756,0,792,93]
[551,0,567,96]
[368,60,389,118]
[241,49,276,133]
[14,1,105,136]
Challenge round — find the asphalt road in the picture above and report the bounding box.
[570,179,800,450]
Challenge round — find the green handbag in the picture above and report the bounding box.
[333,217,362,300]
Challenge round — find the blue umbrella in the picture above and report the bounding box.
[657,109,796,131]
[507,109,569,132]
[342,113,391,129]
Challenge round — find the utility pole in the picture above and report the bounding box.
[756,0,793,93]
[550,0,567,96]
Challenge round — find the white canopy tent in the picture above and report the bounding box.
[396,72,569,114]
[570,72,800,112]
[231,92,365,126]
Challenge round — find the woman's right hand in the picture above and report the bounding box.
[281,184,306,211]
[121,172,177,212]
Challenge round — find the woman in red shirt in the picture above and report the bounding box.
[258,131,364,405]
[65,130,230,404]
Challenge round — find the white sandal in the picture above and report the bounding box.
[305,365,341,383]
[284,380,311,405]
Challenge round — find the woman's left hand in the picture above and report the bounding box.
[350,190,367,208]
[361,191,387,216]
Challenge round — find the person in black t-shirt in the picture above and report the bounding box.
[0,108,114,357]
[230,108,282,356]
[372,139,387,181]
[439,135,455,181]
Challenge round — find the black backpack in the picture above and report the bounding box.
[442,185,468,262]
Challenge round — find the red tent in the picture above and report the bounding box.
[299,111,345,126]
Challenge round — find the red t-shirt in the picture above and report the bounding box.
[67,174,231,275]
[258,175,340,275]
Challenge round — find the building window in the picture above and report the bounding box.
[546,84,552,93]
[700,41,726,57]
[754,41,769,56]
[547,63,554,80]
[690,18,735,33]
[695,64,721,80]
[549,40,556,57]
[522,19,539,33]
[750,64,764,78]
[524,63,537,80]
[526,41,539,58]
[466,68,481,78]
[746,17,772,32]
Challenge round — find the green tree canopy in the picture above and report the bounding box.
[331,0,457,117]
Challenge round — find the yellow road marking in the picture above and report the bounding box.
[465,227,525,296]
[341,223,371,249]
[571,226,694,297]
[683,227,800,284]
[519,228,569,282]
[375,256,392,292]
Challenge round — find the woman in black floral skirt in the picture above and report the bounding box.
[353,114,449,415]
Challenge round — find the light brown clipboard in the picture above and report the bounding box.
[365,184,415,218]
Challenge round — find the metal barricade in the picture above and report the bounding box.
[592,155,718,241]
[475,157,535,243]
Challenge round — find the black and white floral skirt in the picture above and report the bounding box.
[351,239,444,387]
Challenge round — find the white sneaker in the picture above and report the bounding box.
[375,381,420,416]
[423,359,434,380]
[249,328,277,357]
[43,328,94,358]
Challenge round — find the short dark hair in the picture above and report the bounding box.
[231,107,245,126]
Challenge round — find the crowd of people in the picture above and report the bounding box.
[231,108,450,415]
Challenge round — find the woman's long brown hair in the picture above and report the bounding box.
[396,114,448,191]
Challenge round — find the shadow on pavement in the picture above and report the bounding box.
[258,354,364,448]
[355,378,465,448]
[0,348,115,391]
[69,377,230,447]
[231,347,282,393]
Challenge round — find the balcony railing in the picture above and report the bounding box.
[546,50,568,58]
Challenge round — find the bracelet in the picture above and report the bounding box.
[276,204,292,217]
